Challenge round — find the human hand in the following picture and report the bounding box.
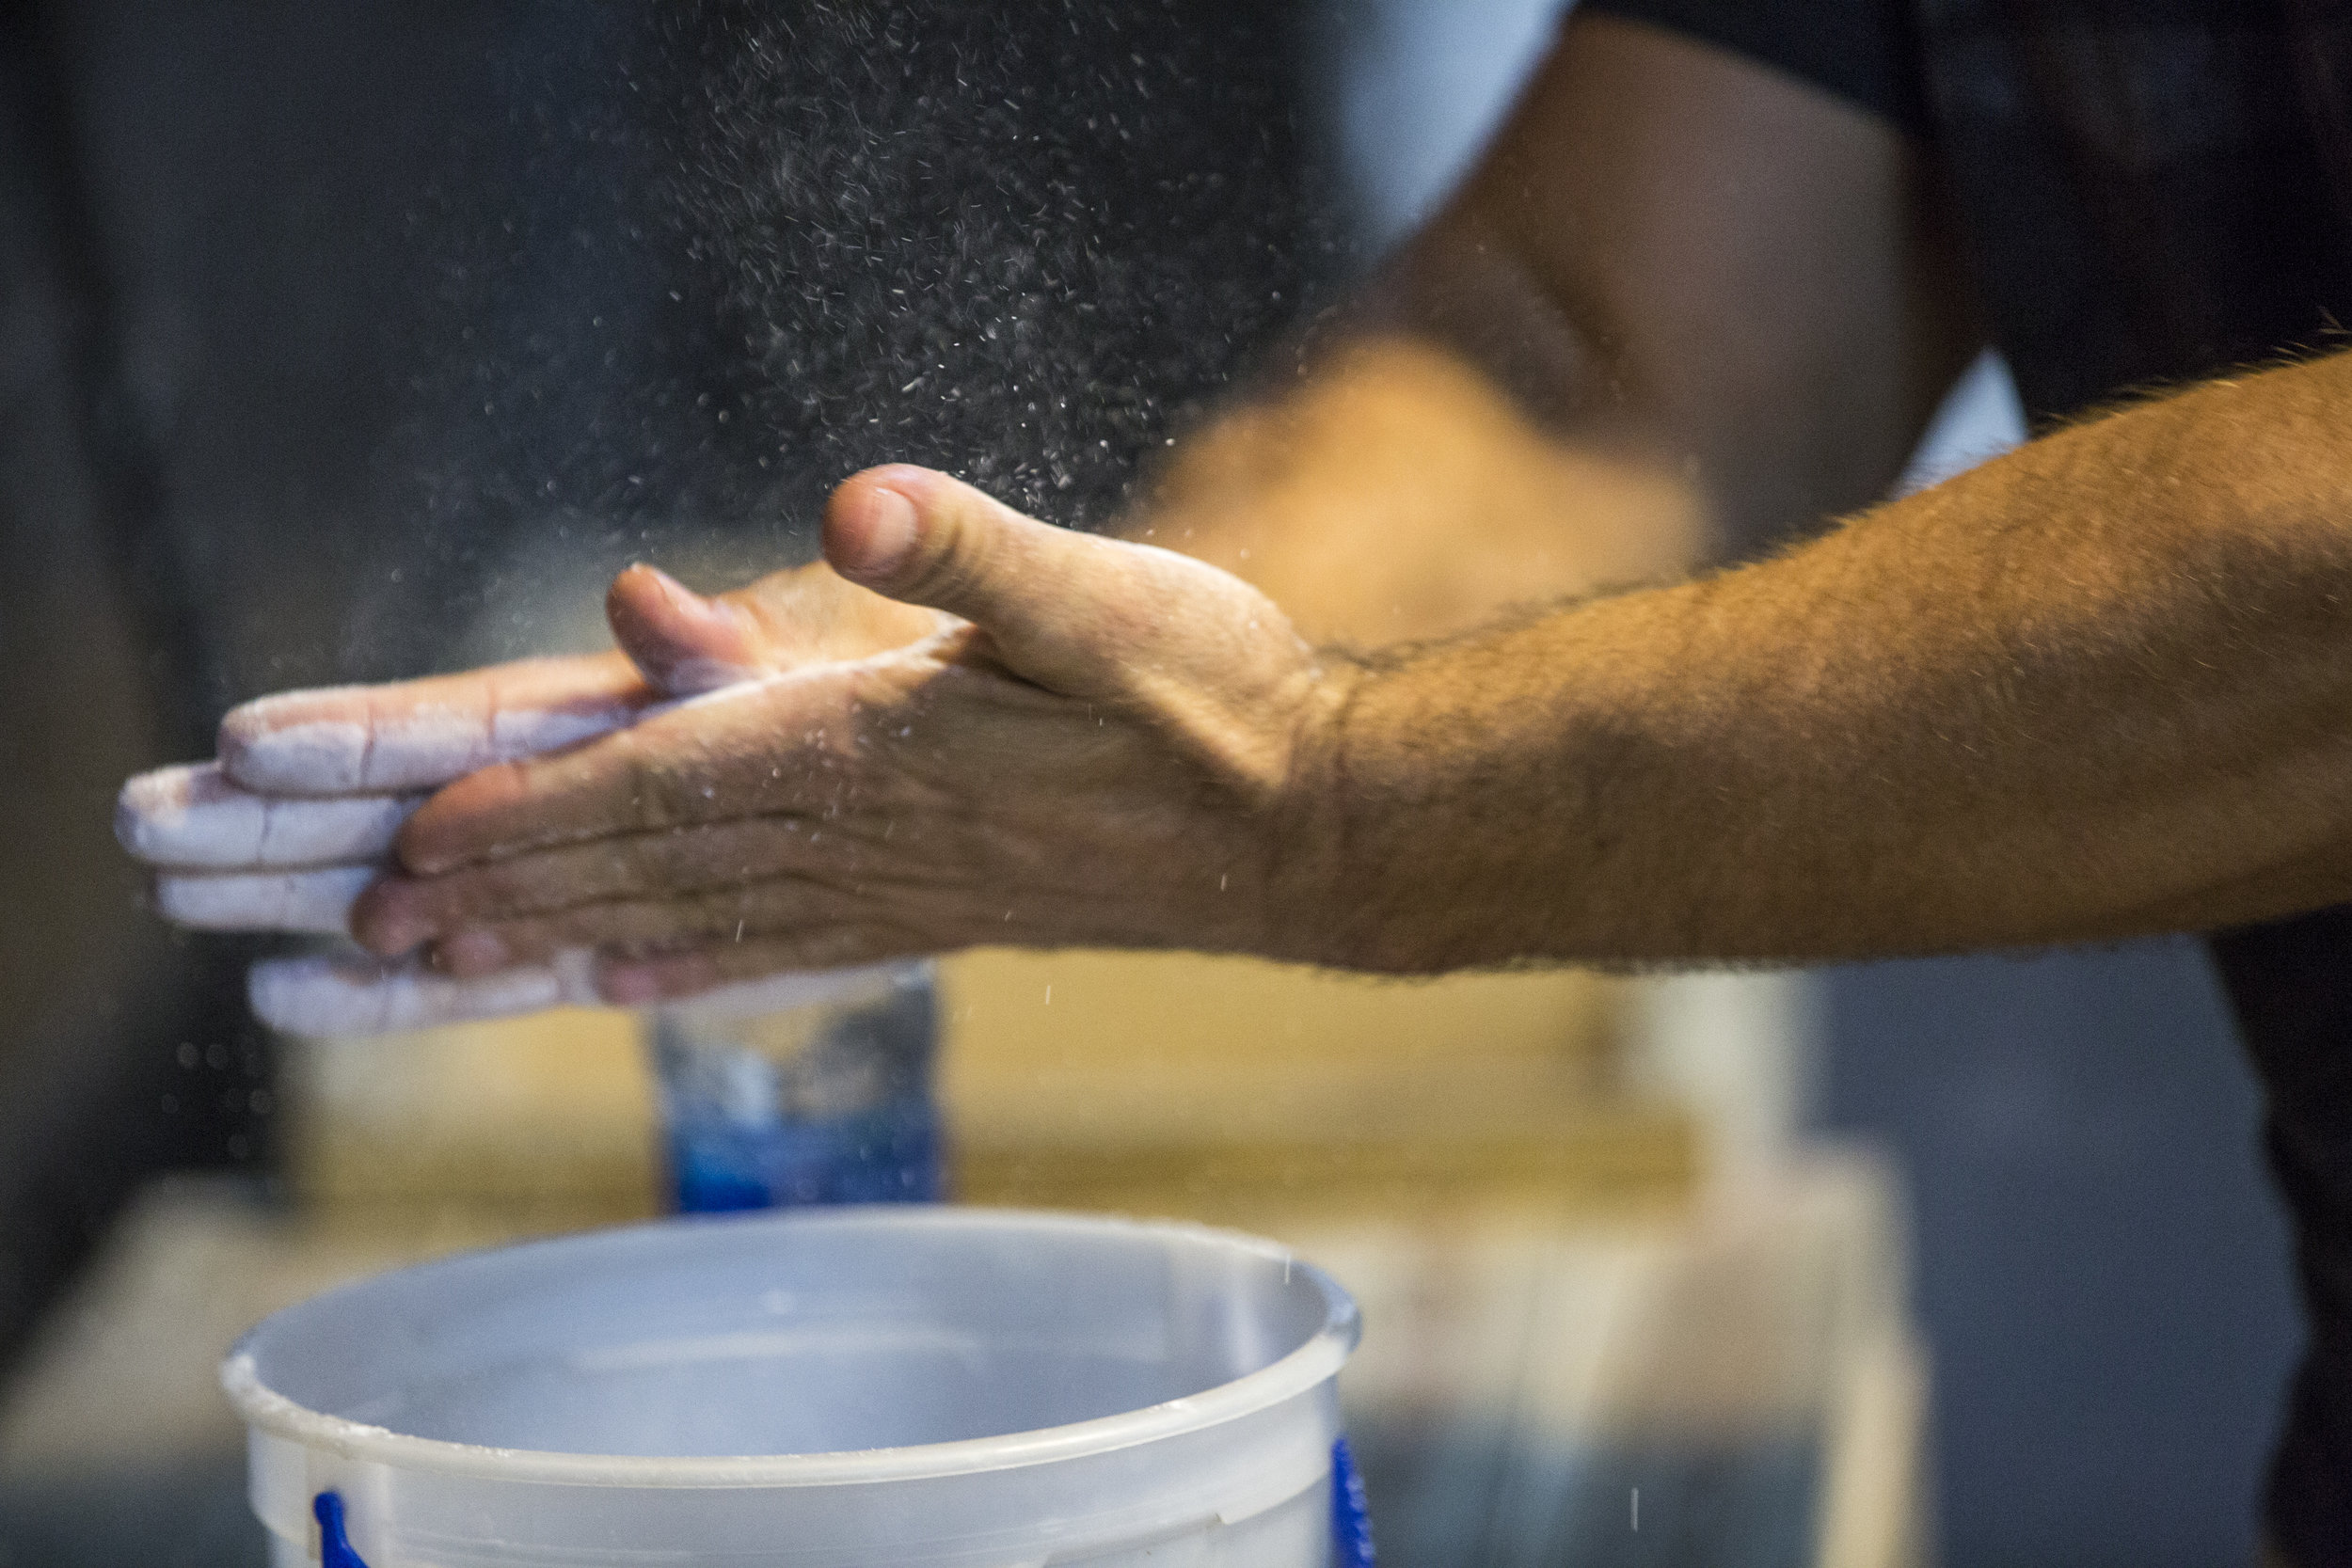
[345,465,1348,1007]
[117,560,946,1031]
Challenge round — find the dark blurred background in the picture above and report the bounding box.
[0,3,2309,1566]
[0,0,1326,1405]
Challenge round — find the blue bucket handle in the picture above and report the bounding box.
[1332,1436,1375,1568]
[314,1492,369,1568]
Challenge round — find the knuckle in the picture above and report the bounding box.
[436,865,507,922]
[907,515,991,606]
[491,920,558,963]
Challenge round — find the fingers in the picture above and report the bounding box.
[825,466,1291,706]
[417,875,874,977]
[117,763,421,869]
[607,562,956,696]
[144,548,977,1037]
[605,564,771,696]
[246,946,904,1036]
[726,563,961,663]
[351,815,856,954]
[825,466,1143,694]
[393,664,895,875]
[247,948,601,1036]
[154,865,375,934]
[119,759,418,942]
[219,651,653,794]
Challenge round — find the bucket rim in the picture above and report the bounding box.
[221,1205,1359,1488]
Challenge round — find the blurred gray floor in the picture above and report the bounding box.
[1824,940,2301,1568]
[1352,1423,1820,1568]
[0,1181,546,1568]
[0,1458,261,1568]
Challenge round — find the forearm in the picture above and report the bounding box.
[1120,42,1770,646]
[1297,351,2352,969]
[1134,308,1708,646]
[1134,12,1973,645]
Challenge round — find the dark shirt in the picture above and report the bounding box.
[1586,2,2352,1563]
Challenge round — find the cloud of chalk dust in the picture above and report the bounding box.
[413,0,1339,666]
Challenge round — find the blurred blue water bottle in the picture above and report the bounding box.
[648,961,942,1212]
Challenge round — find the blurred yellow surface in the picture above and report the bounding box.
[283,1003,660,1214]
[938,949,1617,1145]
[281,949,1693,1221]
[942,949,1691,1222]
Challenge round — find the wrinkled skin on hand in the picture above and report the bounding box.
[350,467,1348,1004]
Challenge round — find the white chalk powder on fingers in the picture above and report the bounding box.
[632,653,768,698]
[116,761,420,868]
[485,702,644,758]
[221,691,644,795]
[246,948,599,1037]
[215,697,366,793]
[154,865,377,934]
[241,946,861,1036]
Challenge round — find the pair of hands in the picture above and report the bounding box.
[118,467,1347,1034]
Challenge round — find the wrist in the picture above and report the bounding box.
[1251,594,1672,974]
[1256,650,1374,967]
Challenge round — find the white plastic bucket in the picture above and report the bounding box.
[224,1207,1362,1568]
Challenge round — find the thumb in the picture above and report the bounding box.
[605,563,768,696]
[825,465,1145,692]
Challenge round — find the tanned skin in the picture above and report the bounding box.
[1314,357,2352,968]
[120,18,2352,1008]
